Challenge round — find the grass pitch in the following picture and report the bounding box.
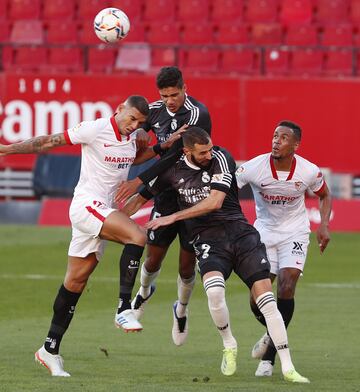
[0,226,359,392]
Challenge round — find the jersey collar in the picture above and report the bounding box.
[270,155,296,180]
[184,155,201,170]
[111,114,130,142]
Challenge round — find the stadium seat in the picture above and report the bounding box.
[8,0,41,20]
[77,0,111,20]
[350,0,360,24]
[251,23,283,45]
[315,0,350,24]
[43,0,76,21]
[215,23,250,44]
[285,24,318,46]
[323,49,353,76]
[1,47,14,71]
[47,47,83,72]
[0,0,7,20]
[289,48,323,76]
[180,48,219,73]
[0,22,11,42]
[143,0,176,22]
[14,46,47,71]
[220,48,260,74]
[178,0,210,22]
[87,46,117,73]
[211,0,245,22]
[109,0,144,22]
[264,48,289,75]
[280,0,313,25]
[10,20,44,44]
[246,0,280,22]
[151,48,176,69]
[46,21,79,44]
[321,25,353,47]
[115,44,151,73]
[181,23,215,44]
[79,21,103,44]
[147,23,180,45]
[124,22,146,43]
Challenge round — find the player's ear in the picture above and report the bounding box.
[183,146,190,156]
[183,84,187,93]
[294,140,300,151]
[117,103,125,112]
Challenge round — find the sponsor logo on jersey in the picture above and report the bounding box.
[317,171,323,178]
[261,258,268,264]
[178,178,185,184]
[153,122,160,128]
[104,143,113,147]
[104,156,134,163]
[261,182,273,187]
[292,241,305,256]
[259,191,298,202]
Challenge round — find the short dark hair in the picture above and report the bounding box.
[277,120,302,141]
[126,95,149,117]
[182,126,211,148]
[156,66,184,89]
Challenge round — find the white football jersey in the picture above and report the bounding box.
[64,116,137,207]
[236,153,325,234]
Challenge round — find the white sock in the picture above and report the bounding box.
[256,291,294,374]
[176,274,196,317]
[204,276,237,350]
[139,263,160,298]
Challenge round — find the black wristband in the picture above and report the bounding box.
[152,143,163,155]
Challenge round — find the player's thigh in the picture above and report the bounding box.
[277,233,310,273]
[100,210,146,245]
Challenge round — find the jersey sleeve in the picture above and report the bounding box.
[210,148,235,193]
[235,163,250,189]
[191,106,212,135]
[144,168,173,197]
[308,166,325,194]
[65,119,105,145]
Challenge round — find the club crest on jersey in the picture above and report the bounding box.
[202,172,211,183]
[294,181,303,190]
[171,119,177,130]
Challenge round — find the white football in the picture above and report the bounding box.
[94,8,130,43]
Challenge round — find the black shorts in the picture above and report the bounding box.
[194,222,270,289]
[147,206,194,252]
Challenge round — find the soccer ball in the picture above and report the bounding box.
[94,8,130,43]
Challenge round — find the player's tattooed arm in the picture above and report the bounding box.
[0,133,67,156]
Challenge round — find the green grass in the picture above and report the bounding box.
[0,227,359,392]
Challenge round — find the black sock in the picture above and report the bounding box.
[118,244,144,313]
[44,284,81,354]
[262,298,295,365]
[250,300,267,327]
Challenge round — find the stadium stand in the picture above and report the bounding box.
[211,0,245,22]
[177,0,210,22]
[8,0,41,20]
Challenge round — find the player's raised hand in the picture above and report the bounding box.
[135,128,151,151]
[146,215,176,230]
[115,177,142,203]
[161,124,188,150]
[317,224,330,254]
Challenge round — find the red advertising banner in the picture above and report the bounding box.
[38,198,360,232]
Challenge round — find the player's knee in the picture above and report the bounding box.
[122,227,146,246]
[277,280,296,298]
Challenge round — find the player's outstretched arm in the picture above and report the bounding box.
[316,183,332,254]
[0,133,67,156]
[146,189,226,230]
[121,193,149,217]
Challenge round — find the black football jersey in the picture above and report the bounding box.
[143,146,248,237]
[138,95,212,185]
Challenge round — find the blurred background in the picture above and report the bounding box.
[0,0,359,230]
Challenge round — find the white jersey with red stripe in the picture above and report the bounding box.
[236,153,325,235]
[64,115,137,208]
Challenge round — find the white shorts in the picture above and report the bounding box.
[258,229,310,275]
[68,196,116,260]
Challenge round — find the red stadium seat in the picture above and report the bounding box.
[79,21,103,44]
[285,24,318,46]
[180,48,219,73]
[321,25,353,47]
[246,0,280,22]
[178,0,210,22]
[109,0,143,22]
[115,44,151,72]
[323,49,353,76]
[143,0,176,22]
[47,47,83,72]
[8,0,41,20]
[147,23,180,45]
[181,23,214,44]
[1,47,14,71]
[315,0,350,24]
[211,0,245,22]
[0,0,7,20]
[151,48,176,69]
[46,21,79,44]
[78,0,111,20]
[14,46,47,71]
[10,20,44,44]
[87,46,117,73]
[220,48,260,74]
[289,48,323,76]
[264,48,289,75]
[43,0,76,21]
[280,0,313,25]
[251,23,283,45]
[0,22,11,42]
[215,23,250,44]
[350,0,360,24]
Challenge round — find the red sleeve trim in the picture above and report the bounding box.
[64,130,73,145]
[313,181,326,195]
